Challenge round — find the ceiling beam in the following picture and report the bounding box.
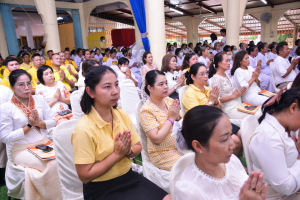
[242,25,255,32]
[165,23,186,31]
[283,14,296,26]
[198,27,213,33]
[165,14,173,19]
[116,8,131,15]
[165,29,184,36]
[204,19,225,29]
[188,0,217,14]
[265,0,274,8]
[164,2,194,17]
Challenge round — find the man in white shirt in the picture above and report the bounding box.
[256,42,272,76]
[291,39,300,57]
[273,42,300,89]
[219,29,226,50]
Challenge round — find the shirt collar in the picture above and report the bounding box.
[150,98,171,112]
[89,106,120,129]
[264,113,286,135]
[190,84,208,93]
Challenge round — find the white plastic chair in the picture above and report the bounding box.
[269,62,280,93]
[53,119,83,200]
[179,86,189,116]
[240,115,259,174]
[169,152,195,199]
[70,89,84,120]
[110,65,120,73]
[135,101,171,192]
[120,79,140,130]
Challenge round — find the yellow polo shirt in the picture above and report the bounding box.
[0,76,12,91]
[61,64,78,75]
[27,67,39,89]
[182,84,211,113]
[100,41,106,53]
[0,65,5,79]
[65,59,78,69]
[53,67,76,91]
[71,106,140,182]
[103,56,110,62]
[20,63,33,71]
[46,59,52,66]
[3,69,10,78]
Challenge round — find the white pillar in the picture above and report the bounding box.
[221,0,247,49]
[24,21,34,49]
[134,20,142,43]
[145,0,165,69]
[0,13,9,58]
[79,3,89,49]
[34,0,61,53]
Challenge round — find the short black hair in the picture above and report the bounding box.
[9,69,32,87]
[175,48,182,56]
[100,36,105,40]
[220,29,226,34]
[4,57,18,67]
[31,53,41,60]
[258,42,267,52]
[276,42,288,55]
[105,48,110,53]
[47,50,53,54]
[37,65,53,85]
[22,52,30,58]
[223,45,231,52]
[118,57,129,66]
[295,39,300,46]
[110,49,117,54]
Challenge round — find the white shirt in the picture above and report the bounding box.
[291,46,298,57]
[267,52,278,61]
[212,50,220,56]
[221,36,226,49]
[175,154,248,200]
[198,56,210,67]
[233,66,261,95]
[105,57,118,67]
[249,55,257,69]
[182,48,189,54]
[116,70,140,93]
[71,88,84,120]
[177,56,184,68]
[0,85,13,104]
[74,55,84,69]
[35,81,69,115]
[127,57,138,73]
[256,52,269,71]
[116,52,123,59]
[164,71,182,94]
[0,95,55,149]
[273,56,297,85]
[249,113,300,195]
[211,40,218,48]
[94,54,103,62]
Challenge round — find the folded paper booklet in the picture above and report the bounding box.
[237,102,260,114]
[27,141,55,161]
[258,90,276,98]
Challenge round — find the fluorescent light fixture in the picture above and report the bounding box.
[57,17,63,20]
[261,0,267,4]
[170,8,183,15]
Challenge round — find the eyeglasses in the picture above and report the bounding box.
[198,72,209,77]
[16,81,32,88]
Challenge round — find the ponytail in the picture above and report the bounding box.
[208,52,227,79]
[259,88,300,123]
[80,89,95,114]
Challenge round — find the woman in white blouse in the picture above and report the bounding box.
[123,48,142,88]
[198,46,211,70]
[181,44,189,55]
[175,105,267,200]
[231,51,269,105]
[36,65,72,124]
[161,54,185,100]
[209,52,261,120]
[175,48,184,70]
[249,88,300,199]
[267,42,278,61]
[212,42,221,56]
[141,51,158,77]
[0,69,61,199]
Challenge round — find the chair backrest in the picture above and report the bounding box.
[110,65,120,73]
[53,119,83,200]
[70,90,84,120]
[169,152,195,199]
[135,101,149,154]
[240,115,259,174]
[120,79,140,117]
[179,86,189,116]
[269,62,280,93]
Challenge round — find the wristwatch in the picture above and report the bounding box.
[208,101,213,106]
[27,124,34,129]
[174,85,178,90]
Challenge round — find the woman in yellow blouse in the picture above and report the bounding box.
[72,66,170,200]
[182,63,242,157]
[139,70,181,171]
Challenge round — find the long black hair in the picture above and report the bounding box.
[181,53,196,71]
[80,65,117,114]
[208,52,227,78]
[144,70,165,96]
[259,88,300,123]
[182,105,224,150]
[231,51,247,76]
[186,63,206,85]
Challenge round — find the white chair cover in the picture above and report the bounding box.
[120,79,140,130]
[269,62,280,93]
[169,152,195,200]
[53,119,83,200]
[135,101,171,192]
[5,144,25,199]
[110,65,120,73]
[241,115,259,174]
[70,90,84,120]
[179,86,189,116]
[287,82,293,90]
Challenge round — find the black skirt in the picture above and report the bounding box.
[83,169,168,200]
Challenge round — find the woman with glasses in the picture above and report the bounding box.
[209,52,261,122]
[36,65,73,125]
[0,69,61,199]
[161,54,185,100]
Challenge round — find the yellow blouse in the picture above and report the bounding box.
[72,107,140,182]
[53,67,77,91]
[182,84,211,113]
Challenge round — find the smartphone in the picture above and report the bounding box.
[36,144,53,152]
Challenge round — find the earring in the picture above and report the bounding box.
[200,150,203,154]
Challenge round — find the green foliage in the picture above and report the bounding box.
[277,33,293,43]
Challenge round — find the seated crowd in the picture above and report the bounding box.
[0,34,300,200]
